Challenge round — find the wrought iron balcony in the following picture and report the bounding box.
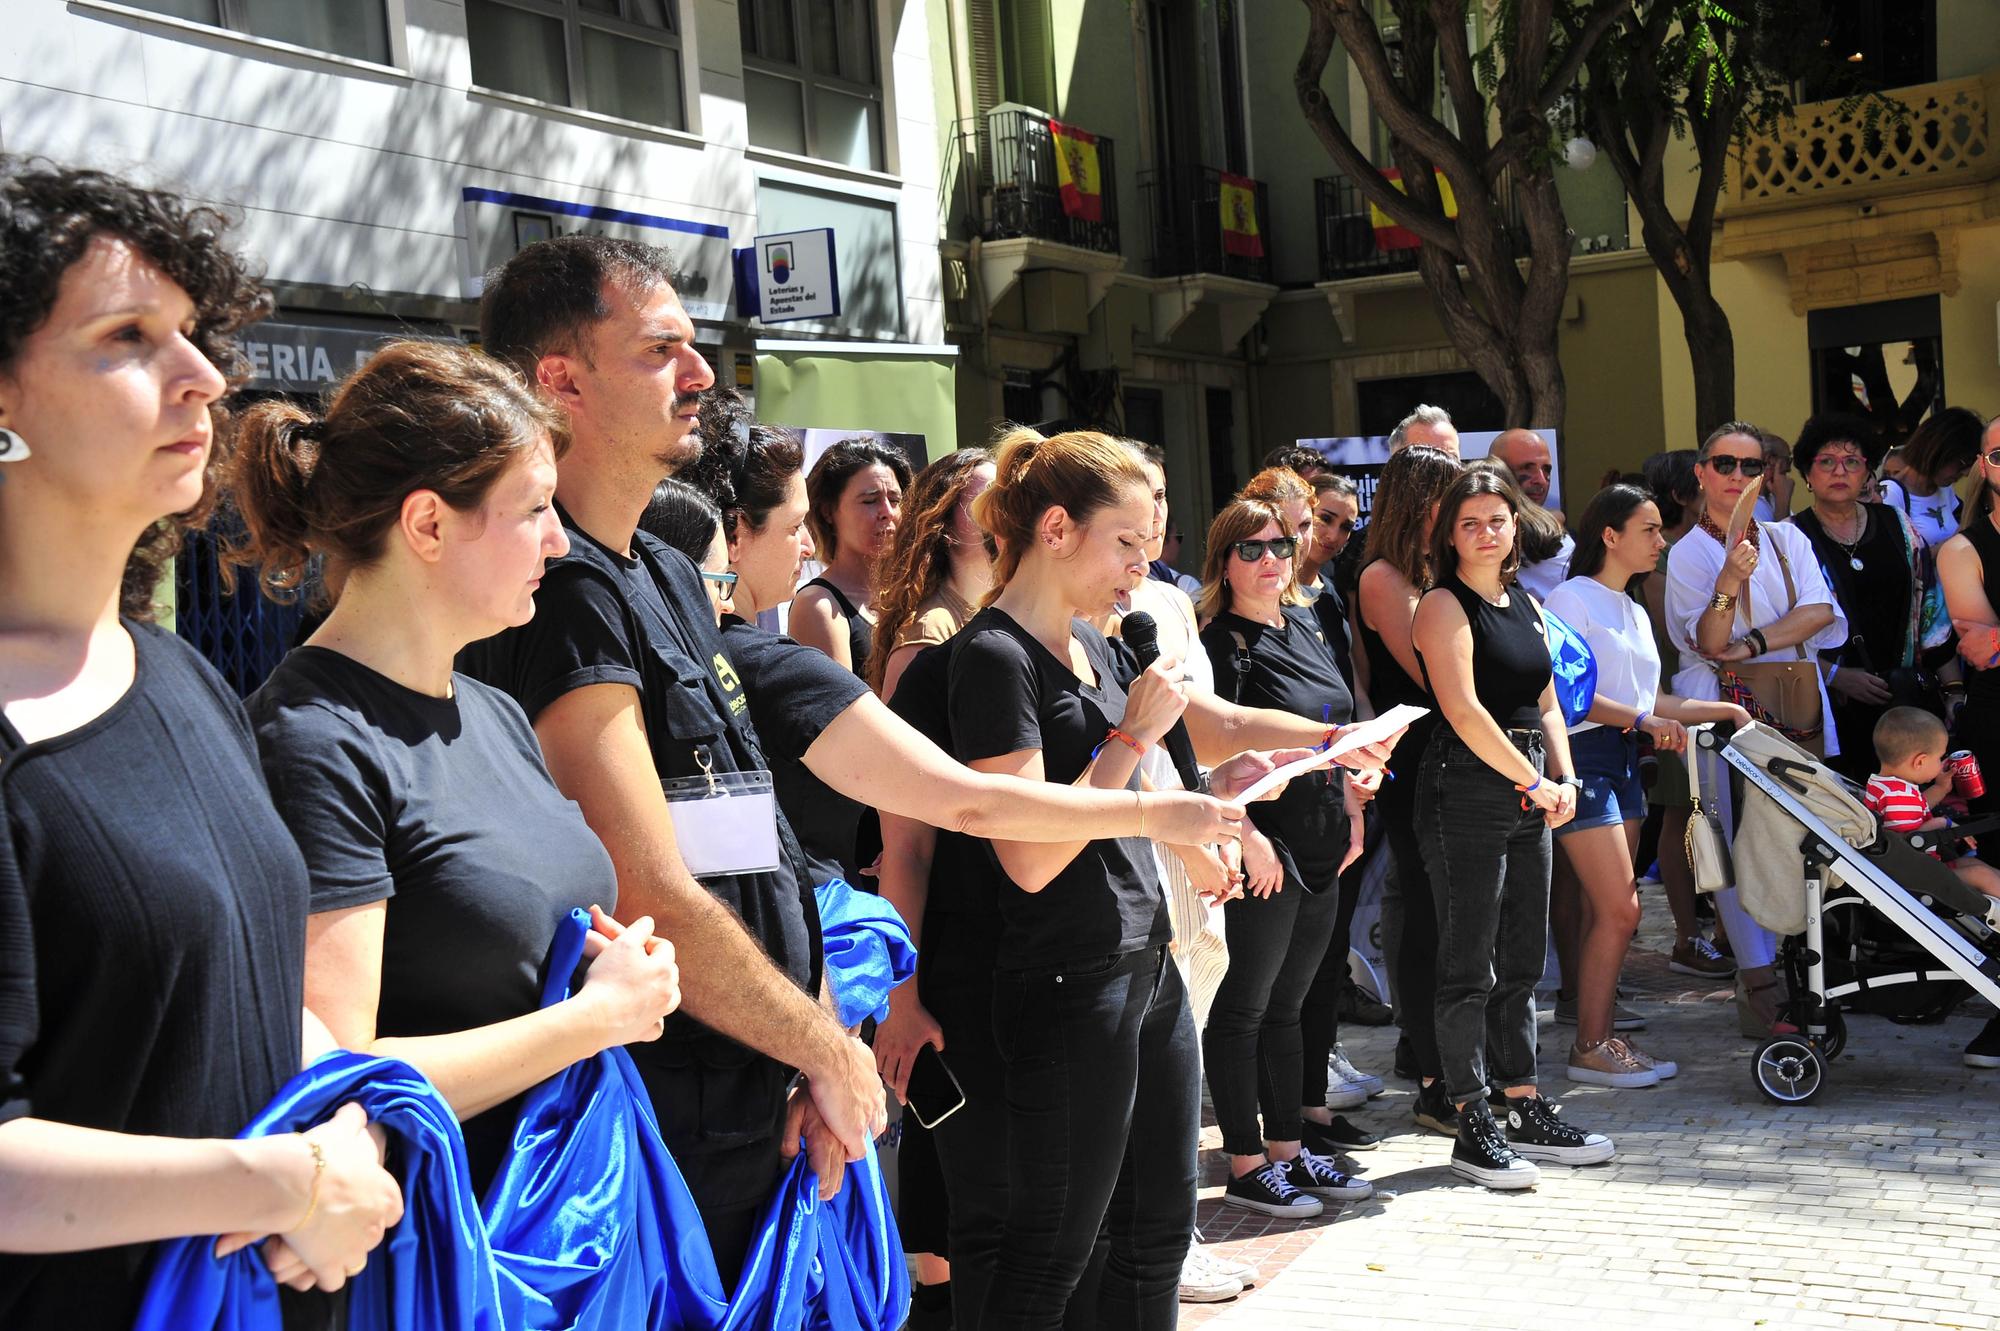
[1315,174,1421,280]
[1140,166,1273,284]
[981,107,1121,254]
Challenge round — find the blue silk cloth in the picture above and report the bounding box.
[1542,607,1600,728]
[134,906,911,1331]
[812,877,916,1029]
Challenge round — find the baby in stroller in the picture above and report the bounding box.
[1862,706,2000,907]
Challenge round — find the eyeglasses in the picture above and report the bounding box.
[1812,453,1868,474]
[1231,536,1299,563]
[1703,455,1766,477]
[1982,448,2000,468]
[700,569,738,596]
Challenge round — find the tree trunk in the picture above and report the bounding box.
[1681,291,1737,443]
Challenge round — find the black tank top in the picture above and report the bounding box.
[802,576,874,680]
[1417,575,1553,731]
[1355,560,1439,781]
[1963,515,2000,708]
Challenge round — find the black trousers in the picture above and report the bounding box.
[677,1135,788,1289]
[1380,742,1446,1080]
[1299,812,1374,1101]
[984,946,1198,1331]
[921,924,1011,1331]
[1203,874,1343,1156]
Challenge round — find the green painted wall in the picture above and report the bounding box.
[1244,0,1348,288]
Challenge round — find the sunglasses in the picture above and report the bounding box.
[1703,455,1766,477]
[700,569,739,596]
[1231,536,1299,563]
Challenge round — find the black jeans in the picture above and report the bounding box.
[1416,729,1552,1108]
[1380,725,1446,1080]
[1203,871,1343,1155]
[1299,811,1374,1099]
[985,946,1198,1331]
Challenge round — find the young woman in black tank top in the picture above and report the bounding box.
[1410,469,1616,1191]
[792,439,910,678]
[1937,435,2000,1067]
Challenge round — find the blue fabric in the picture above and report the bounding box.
[1542,607,1599,728]
[812,878,916,1029]
[134,908,909,1331]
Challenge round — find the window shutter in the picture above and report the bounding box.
[1003,0,1057,112]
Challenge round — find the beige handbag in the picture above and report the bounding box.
[1685,732,1732,895]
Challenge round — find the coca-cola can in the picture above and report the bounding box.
[1949,750,1986,799]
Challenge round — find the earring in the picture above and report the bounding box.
[0,428,29,462]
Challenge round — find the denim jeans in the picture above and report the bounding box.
[1204,874,1343,1154]
[985,946,1199,1331]
[1416,728,1552,1108]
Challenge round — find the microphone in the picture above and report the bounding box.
[1120,611,1205,795]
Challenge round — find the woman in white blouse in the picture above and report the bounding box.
[1548,486,1750,1087]
[1664,425,1842,1037]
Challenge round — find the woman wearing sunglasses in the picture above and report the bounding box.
[1664,422,1841,1037]
[1195,501,1373,1219]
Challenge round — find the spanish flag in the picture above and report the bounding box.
[1369,167,1457,251]
[1049,119,1104,223]
[1219,171,1263,259]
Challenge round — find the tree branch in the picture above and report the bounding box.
[1535,0,1637,117]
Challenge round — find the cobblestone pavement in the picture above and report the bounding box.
[1184,884,2000,1330]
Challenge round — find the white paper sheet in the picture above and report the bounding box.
[1232,703,1431,805]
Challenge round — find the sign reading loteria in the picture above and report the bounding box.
[739,228,841,324]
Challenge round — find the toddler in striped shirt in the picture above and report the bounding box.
[1864,706,2000,902]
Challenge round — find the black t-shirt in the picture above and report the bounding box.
[247,647,620,1191]
[1203,606,1355,890]
[458,505,821,1155]
[0,623,308,1328]
[720,616,870,886]
[1310,580,1356,688]
[887,640,997,938]
[947,608,1166,971]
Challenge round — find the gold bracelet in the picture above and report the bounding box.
[1135,789,1146,839]
[1708,591,1737,612]
[293,1136,327,1231]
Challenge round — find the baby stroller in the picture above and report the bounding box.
[1695,722,2000,1103]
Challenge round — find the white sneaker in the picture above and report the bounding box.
[1321,1070,1369,1110]
[1178,1250,1243,1303]
[1330,1043,1385,1098]
[1203,1248,1261,1289]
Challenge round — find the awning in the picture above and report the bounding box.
[753,340,959,462]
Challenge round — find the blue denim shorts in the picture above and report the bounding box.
[1556,726,1646,836]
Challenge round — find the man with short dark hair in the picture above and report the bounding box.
[462,235,885,1281]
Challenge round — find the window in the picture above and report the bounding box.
[120,0,393,63]
[741,0,884,171]
[467,0,686,131]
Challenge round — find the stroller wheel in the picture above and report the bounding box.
[1753,1036,1827,1104]
[1811,1005,1848,1060]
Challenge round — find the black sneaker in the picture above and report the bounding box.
[1412,1080,1459,1137]
[1450,1105,1539,1190]
[1966,1015,2000,1068]
[1223,1160,1324,1218]
[1302,1115,1379,1153]
[1283,1149,1375,1201]
[1337,978,1396,1026]
[1499,1095,1615,1165]
[1392,1035,1418,1082]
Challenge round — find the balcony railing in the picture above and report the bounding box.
[1315,174,1421,280]
[1140,166,1273,283]
[983,108,1121,254]
[1725,71,1998,211]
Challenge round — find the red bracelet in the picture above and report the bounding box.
[1093,727,1148,759]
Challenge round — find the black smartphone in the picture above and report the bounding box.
[904,1044,966,1130]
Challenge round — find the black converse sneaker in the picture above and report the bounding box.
[1223,1160,1324,1217]
[1412,1079,1459,1137]
[1450,1105,1539,1190]
[1283,1149,1375,1202]
[1500,1095,1615,1165]
[1965,1015,2000,1069]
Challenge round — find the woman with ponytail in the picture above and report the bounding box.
[949,429,1399,1328]
[233,340,685,1196]
[0,159,401,1327]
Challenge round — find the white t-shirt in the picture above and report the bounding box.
[1544,575,1659,734]
[1663,521,1847,756]
[1880,478,1962,550]
[1515,532,1575,602]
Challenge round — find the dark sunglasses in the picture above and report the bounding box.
[1703,455,1766,477]
[1231,536,1299,562]
[700,569,739,596]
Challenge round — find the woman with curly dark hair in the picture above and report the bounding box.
[0,159,401,1327]
[794,438,912,678]
[868,447,995,698]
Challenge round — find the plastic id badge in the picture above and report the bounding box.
[662,759,782,878]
